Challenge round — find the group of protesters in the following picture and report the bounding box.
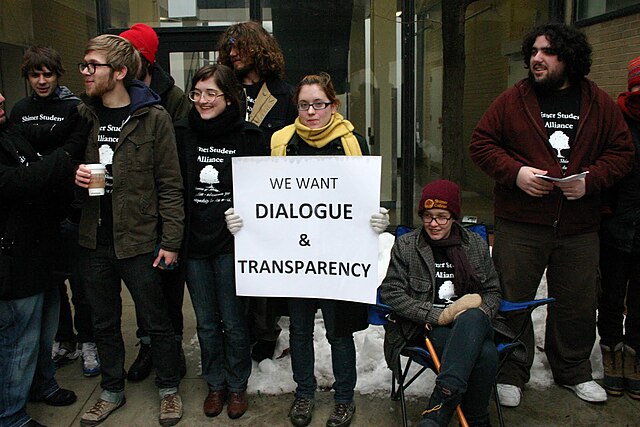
[0,18,638,427]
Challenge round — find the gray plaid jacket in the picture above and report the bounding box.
[379,224,501,374]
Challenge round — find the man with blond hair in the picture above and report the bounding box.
[74,34,184,426]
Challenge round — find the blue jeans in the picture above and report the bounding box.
[186,253,251,392]
[80,245,179,394]
[426,309,498,425]
[0,288,61,427]
[288,298,356,403]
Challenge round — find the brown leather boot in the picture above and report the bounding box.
[203,389,227,417]
[227,390,248,419]
[623,344,640,400]
[601,342,624,396]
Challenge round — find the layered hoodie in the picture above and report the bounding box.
[470,77,634,236]
[77,80,184,259]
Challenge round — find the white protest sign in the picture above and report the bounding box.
[232,156,381,304]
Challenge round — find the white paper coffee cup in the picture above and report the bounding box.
[87,163,106,196]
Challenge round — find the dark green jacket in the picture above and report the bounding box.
[77,81,184,259]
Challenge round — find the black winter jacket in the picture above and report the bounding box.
[0,123,76,299]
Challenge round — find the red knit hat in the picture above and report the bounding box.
[417,180,461,219]
[120,23,158,64]
[628,56,640,91]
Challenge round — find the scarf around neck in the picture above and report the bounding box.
[618,91,640,123]
[188,102,244,138]
[422,223,482,297]
[271,112,362,156]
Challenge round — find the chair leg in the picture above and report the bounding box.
[493,382,505,427]
[399,376,409,427]
[395,358,409,427]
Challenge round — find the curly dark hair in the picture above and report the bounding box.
[522,23,592,79]
[190,64,243,109]
[21,45,65,78]
[217,21,285,80]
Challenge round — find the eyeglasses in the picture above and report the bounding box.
[78,62,113,75]
[296,101,333,111]
[188,90,225,103]
[422,214,452,225]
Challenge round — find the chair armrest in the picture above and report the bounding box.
[498,297,556,313]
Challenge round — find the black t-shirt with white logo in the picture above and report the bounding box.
[432,246,458,309]
[94,103,129,245]
[242,82,261,121]
[188,139,236,257]
[537,83,581,174]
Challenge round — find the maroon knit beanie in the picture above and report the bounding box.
[417,180,461,219]
[628,56,640,91]
[120,23,158,64]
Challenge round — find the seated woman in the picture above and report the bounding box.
[379,180,501,427]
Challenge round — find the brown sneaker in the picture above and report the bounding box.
[203,389,227,417]
[159,393,183,426]
[80,398,126,426]
[227,390,248,419]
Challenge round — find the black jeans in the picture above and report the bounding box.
[427,309,497,424]
[56,219,94,344]
[598,240,640,351]
[80,244,179,392]
[134,267,185,342]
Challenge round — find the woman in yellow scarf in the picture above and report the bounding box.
[270,73,385,427]
[224,72,388,427]
[270,73,365,157]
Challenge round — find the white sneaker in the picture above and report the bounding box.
[496,383,522,407]
[562,380,607,403]
[81,342,101,377]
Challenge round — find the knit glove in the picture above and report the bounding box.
[370,207,390,234]
[224,208,243,235]
[437,293,482,325]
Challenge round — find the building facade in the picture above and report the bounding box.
[1,0,638,227]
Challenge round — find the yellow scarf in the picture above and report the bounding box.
[271,112,362,156]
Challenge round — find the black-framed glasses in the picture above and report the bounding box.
[422,214,452,225]
[296,101,333,111]
[78,62,112,75]
[188,90,225,103]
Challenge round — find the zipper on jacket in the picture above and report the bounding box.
[553,196,563,228]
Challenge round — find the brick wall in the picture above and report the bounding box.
[581,12,640,98]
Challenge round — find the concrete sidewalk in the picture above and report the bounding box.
[27,289,640,426]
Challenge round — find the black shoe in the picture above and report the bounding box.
[23,419,47,427]
[31,388,77,406]
[289,397,314,427]
[417,385,462,427]
[251,339,277,362]
[326,401,355,427]
[178,345,187,378]
[127,341,152,381]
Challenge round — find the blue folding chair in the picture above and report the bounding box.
[368,297,555,427]
[370,224,556,427]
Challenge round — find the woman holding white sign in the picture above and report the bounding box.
[267,72,389,427]
[175,64,266,420]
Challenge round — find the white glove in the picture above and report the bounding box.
[370,207,390,234]
[224,208,243,235]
